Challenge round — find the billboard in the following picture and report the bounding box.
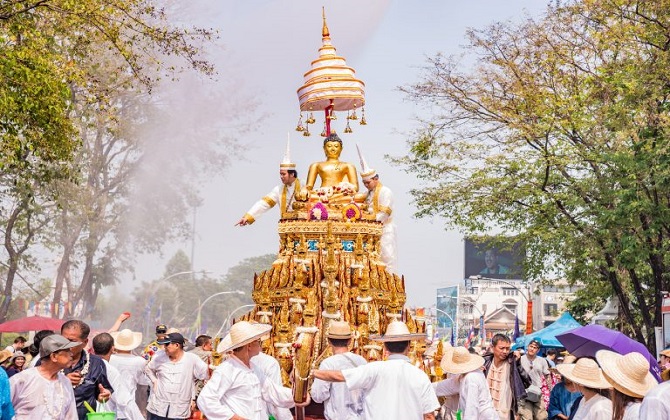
[436,286,459,338]
[464,236,525,280]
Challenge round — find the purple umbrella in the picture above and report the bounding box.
[556,324,661,382]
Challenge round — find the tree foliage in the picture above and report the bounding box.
[396,0,670,349]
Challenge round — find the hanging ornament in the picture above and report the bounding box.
[344,120,353,133]
[295,114,305,132]
[350,105,358,120]
[303,124,311,137]
[360,107,367,125]
[320,122,327,137]
[306,112,316,124]
[327,108,337,120]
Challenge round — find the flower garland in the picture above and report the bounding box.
[74,351,90,388]
[309,202,329,220]
[342,202,362,221]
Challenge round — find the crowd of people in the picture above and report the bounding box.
[2,316,670,419]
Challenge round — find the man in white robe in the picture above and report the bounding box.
[237,139,300,225]
[198,321,302,420]
[110,328,149,416]
[357,145,397,272]
[312,320,439,420]
[311,321,367,420]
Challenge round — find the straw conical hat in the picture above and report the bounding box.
[369,320,426,342]
[218,321,272,353]
[441,346,485,374]
[596,350,658,398]
[556,357,612,389]
[110,329,143,351]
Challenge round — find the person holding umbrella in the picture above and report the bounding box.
[595,350,658,420]
[555,358,612,420]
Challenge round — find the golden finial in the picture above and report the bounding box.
[322,7,330,39]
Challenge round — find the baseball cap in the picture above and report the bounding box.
[157,332,185,346]
[40,334,80,358]
[155,324,168,334]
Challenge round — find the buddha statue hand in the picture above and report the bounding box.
[310,181,356,204]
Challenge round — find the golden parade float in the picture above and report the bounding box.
[223,9,441,417]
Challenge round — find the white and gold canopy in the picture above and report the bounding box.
[297,10,365,112]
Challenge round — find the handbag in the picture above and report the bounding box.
[525,384,542,403]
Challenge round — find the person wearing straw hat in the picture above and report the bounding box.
[547,356,580,420]
[433,346,498,420]
[356,144,397,272]
[555,358,612,420]
[197,321,300,420]
[237,138,301,226]
[110,328,149,416]
[10,334,79,419]
[312,320,440,420]
[145,332,209,419]
[595,350,658,420]
[311,320,367,420]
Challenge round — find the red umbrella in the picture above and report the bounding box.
[0,315,66,333]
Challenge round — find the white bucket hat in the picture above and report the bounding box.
[219,321,272,353]
[369,320,426,342]
[440,346,485,374]
[110,329,143,351]
[596,350,658,398]
[556,357,612,389]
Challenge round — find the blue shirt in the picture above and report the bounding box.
[549,381,581,420]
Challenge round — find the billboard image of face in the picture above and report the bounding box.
[464,236,525,279]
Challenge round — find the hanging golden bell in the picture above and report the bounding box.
[328,109,337,120]
[360,108,367,125]
[295,115,305,132]
[303,125,311,136]
[320,122,327,137]
[306,112,316,124]
[350,109,358,120]
[344,120,353,133]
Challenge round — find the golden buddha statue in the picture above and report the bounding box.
[299,133,362,204]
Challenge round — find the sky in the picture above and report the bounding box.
[132,0,548,308]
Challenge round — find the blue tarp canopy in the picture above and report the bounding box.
[514,312,581,349]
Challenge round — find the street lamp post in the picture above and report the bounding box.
[469,275,533,334]
[192,290,245,336]
[434,307,457,343]
[214,304,256,338]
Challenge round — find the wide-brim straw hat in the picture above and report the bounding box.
[111,329,143,351]
[0,350,12,364]
[441,346,485,374]
[596,350,658,398]
[327,321,352,339]
[369,320,426,342]
[660,348,670,358]
[556,357,612,389]
[219,321,272,353]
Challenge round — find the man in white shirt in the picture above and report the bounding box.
[311,321,367,420]
[313,320,440,420]
[518,340,551,420]
[237,139,300,226]
[10,334,79,419]
[110,328,149,415]
[357,145,396,272]
[145,332,208,419]
[198,321,301,419]
[4,336,26,354]
[92,333,143,420]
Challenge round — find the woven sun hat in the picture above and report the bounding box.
[440,346,485,375]
[556,357,612,389]
[562,355,577,365]
[111,329,143,351]
[369,320,426,342]
[660,348,670,358]
[596,350,658,398]
[218,321,272,353]
[327,321,352,339]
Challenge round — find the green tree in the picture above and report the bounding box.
[396,0,670,350]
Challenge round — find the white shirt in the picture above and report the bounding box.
[343,354,440,420]
[10,367,77,420]
[103,360,143,420]
[197,356,294,420]
[110,353,148,396]
[145,350,208,419]
[3,345,15,354]
[622,401,641,420]
[640,380,670,420]
[246,182,297,222]
[251,352,293,420]
[572,393,612,420]
[434,370,498,420]
[311,352,368,420]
